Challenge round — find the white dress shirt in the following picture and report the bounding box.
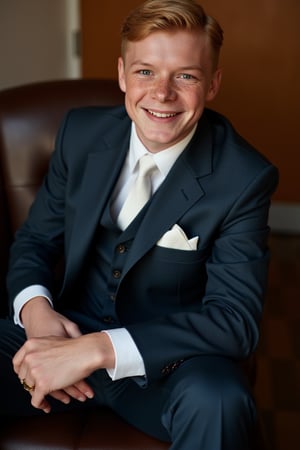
[13,121,197,380]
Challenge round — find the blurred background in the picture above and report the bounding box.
[0,1,299,448]
[1,0,300,231]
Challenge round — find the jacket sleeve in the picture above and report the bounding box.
[6,112,71,314]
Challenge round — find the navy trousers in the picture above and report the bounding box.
[0,318,256,450]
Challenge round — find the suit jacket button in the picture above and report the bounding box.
[161,366,170,376]
[103,316,115,324]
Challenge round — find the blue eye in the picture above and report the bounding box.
[180,73,193,80]
[139,69,152,76]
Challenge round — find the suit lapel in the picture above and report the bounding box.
[122,113,213,278]
[63,111,214,287]
[63,115,131,286]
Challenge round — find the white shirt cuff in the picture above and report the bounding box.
[102,328,146,380]
[13,285,53,327]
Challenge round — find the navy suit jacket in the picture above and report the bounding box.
[7,106,278,383]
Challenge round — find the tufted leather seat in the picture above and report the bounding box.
[0,79,266,450]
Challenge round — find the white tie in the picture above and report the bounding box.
[117,154,157,229]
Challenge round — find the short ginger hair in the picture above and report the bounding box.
[121,0,224,69]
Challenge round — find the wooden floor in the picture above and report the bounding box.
[254,233,300,450]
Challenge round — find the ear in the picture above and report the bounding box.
[118,57,126,93]
[205,68,222,102]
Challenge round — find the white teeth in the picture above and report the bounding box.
[148,110,177,118]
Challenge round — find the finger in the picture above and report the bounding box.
[13,338,36,375]
[31,398,51,414]
[62,385,87,402]
[48,385,92,405]
[49,389,71,404]
[12,346,26,375]
[16,361,35,393]
[73,379,94,399]
[16,362,31,386]
[15,356,33,389]
[20,377,35,393]
[64,383,94,402]
[31,388,51,413]
[19,379,51,414]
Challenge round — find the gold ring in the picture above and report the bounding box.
[22,378,35,392]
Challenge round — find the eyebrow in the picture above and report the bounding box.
[179,65,205,74]
[130,61,205,73]
[130,61,153,67]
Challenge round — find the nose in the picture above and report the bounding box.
[151,77,176,102]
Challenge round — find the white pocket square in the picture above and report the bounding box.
[157,224,199,250]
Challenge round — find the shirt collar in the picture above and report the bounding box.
[129,122,197,177]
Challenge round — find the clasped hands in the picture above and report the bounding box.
[13,297,115,413]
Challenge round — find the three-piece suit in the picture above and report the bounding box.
[1,105,278,449]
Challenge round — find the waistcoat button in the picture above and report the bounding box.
[117,244,126,254]
[112,269,121,279]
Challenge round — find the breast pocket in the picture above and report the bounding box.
[145,245,210,309]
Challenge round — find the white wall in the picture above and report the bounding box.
[0,0,81,90]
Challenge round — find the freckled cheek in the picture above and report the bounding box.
[126,85,149,105]
[175,85,204,102]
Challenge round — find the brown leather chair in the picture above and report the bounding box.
[0,79,266,450]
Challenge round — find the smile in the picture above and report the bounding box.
[147,109,177,118]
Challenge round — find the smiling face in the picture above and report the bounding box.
[118,29,222,153]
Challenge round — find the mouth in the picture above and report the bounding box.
[147,109,178,119]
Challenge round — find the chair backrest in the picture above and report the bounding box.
[0,78,124,234]
[0,78,124,315]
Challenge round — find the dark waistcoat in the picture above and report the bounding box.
[65,198,147,333]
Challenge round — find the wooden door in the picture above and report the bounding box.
[80,0,300,204]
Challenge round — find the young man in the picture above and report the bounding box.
[0,1,278,449]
